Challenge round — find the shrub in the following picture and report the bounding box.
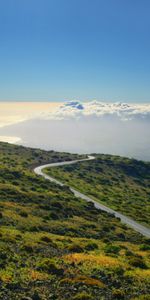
[125,250,134,257]
[112,289,125,299]
[50,212,60,220]
[117,233,125,241]
[115,266,124,276]
[104,244,121,255]
[73,292,93,300]
[128,257,148,269]
[85,242,98,251]
[19,211,28,218]
[32,290,41,300]
[21,245,33,253]
[40,236,52,243]
[139,244,150,251]
[37,259,64,275]
[0,252,7,260]
[68,244,84,253]
[103,238,110,243]
[16,234,22,240]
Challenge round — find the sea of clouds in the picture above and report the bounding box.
[39,101,150,121]
[0,101,150,161]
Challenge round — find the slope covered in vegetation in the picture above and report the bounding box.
[0,142,150,300]
[45,154,150,227]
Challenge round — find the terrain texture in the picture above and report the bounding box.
[45,154,150,228]
[0,142,150,300]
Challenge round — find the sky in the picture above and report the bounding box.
[0,0,150,102]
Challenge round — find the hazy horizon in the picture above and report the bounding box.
[0,101,150,161]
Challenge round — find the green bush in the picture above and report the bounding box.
[68,244,84,253]
[128,256,148,269]
[73,292,93,300]
[37,259,64,275]
[19,211,28,218]
[139,244,150,251]
[32,290,41,300]
[112,289,125,299]
[21,245,33,253]
[104,244,121,255]
[0,251,7,260]
[85,242,98,251]
[40,236,52,243]
[125,250,134,257]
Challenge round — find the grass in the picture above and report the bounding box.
[45,154,150,227]
[0,142,150,299]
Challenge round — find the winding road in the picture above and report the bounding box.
[34,156,150,238]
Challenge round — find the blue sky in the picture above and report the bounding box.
[0,0,150,102]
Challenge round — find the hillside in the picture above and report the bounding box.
[0,142,150,300]
[45,154,150,228]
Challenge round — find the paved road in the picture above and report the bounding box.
[34,156,150,238]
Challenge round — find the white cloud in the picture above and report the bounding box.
[40,101,150,121]
[0,101,150,160]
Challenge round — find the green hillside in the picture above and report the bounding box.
[0,142,150,300]
[45,154,150,227]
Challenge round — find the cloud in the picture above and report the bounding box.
[0,101,150,160]
[63,101,84,110]
[39,101,150,121]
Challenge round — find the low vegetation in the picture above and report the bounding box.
[45,154,150,227]
[0,142,150,299]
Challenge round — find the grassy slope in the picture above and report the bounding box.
[0,142,150,300]
[45,154,150,228]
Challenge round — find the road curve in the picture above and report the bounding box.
[34,156,150,238]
